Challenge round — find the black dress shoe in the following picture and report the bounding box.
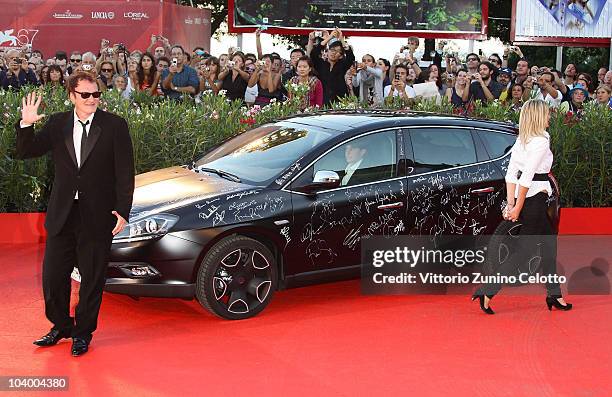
[71,338,89,357]
[546,295,573,311]
[33,330,69,346]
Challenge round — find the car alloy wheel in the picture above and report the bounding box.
[196,235,277,319]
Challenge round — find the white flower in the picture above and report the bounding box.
[270,98,277,104]
[219,90,227,97]
[64,100,70,106]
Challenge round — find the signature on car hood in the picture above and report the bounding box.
[129,166,254,220]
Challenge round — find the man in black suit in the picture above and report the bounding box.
[16,71,135,356]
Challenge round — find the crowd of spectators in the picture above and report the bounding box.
[1,31,611,117]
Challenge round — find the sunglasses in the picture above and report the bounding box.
[73,90,102,99]
[467,57,479,62]
[71,58,82,62]
[488,58,499,63]
[101,68,113,72]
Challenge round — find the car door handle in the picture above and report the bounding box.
[470,187,495,194]
[377,202,404,210]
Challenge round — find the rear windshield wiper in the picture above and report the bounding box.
[196,166,241,183]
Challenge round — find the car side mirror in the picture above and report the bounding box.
[298,170,340,194]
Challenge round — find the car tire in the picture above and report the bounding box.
[196,235,277,320]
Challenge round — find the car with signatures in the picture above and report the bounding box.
[105,110,560,319]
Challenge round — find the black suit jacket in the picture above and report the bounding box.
[15,109,135,238]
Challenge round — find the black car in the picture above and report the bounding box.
[106,111,560,319]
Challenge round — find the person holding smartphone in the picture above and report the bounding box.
[384,64,416,105]
[161,45,199,100]
[472,99,572,314]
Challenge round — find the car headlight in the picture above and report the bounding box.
[112,214,179,243]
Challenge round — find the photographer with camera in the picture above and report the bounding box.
[248,54,282,106]
[198,56,221,95]
[461,61,503,105]
[97,61,116,91]
[309,28,355,106]
[502,45,524,68]
[391,45,422,83]
[147,35,172,61]
[445,69,469,113]
[384,64,416,105]
[1,49,39,90]
[161,45,199,100]
[352,54,384,106]
[523,71,562,108]
[218,52,250,103]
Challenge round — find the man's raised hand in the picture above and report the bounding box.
[21,92,45,125]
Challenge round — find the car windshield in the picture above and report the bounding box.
[195,123,335,185]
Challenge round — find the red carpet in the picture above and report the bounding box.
[1,243,611,396]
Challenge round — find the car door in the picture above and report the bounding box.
[473,128,518,231]
[285,129,407,275]
[404,126,505,237]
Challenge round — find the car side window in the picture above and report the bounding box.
[476,130,516,159]
[311,131,397,187]
[409,128,476,171]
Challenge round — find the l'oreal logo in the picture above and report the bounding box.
[124,12,149,20]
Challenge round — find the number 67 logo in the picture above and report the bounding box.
[0,28,39,47]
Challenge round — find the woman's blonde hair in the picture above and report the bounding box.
[518,99,550,144]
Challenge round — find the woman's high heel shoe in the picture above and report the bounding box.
[472,290,495,315]
[546,295,573,311]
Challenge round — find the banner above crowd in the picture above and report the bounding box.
[229,0,488,40]
[512,0,611,46]
[0,0,211,56]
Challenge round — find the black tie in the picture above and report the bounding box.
[79,120,89,168]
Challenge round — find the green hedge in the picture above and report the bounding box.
[0,86,610,212]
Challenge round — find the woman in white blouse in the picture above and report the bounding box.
[473,99,572,314]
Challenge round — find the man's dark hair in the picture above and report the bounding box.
[55,51,67,61]
[193,46,204,52]
[290,48,305,56]
[517,58,529,68]
[170,45,185,55]
[245,53,257,62]
[157,56,170,66]
[465,52,479,62]
[395,64,409,74]
[478,61,495,74]
[489,53,502,64]
[540,71,555,82]
[32,49,43,58]
[67,71,97,93]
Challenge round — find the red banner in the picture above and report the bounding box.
[0,0,211,57]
